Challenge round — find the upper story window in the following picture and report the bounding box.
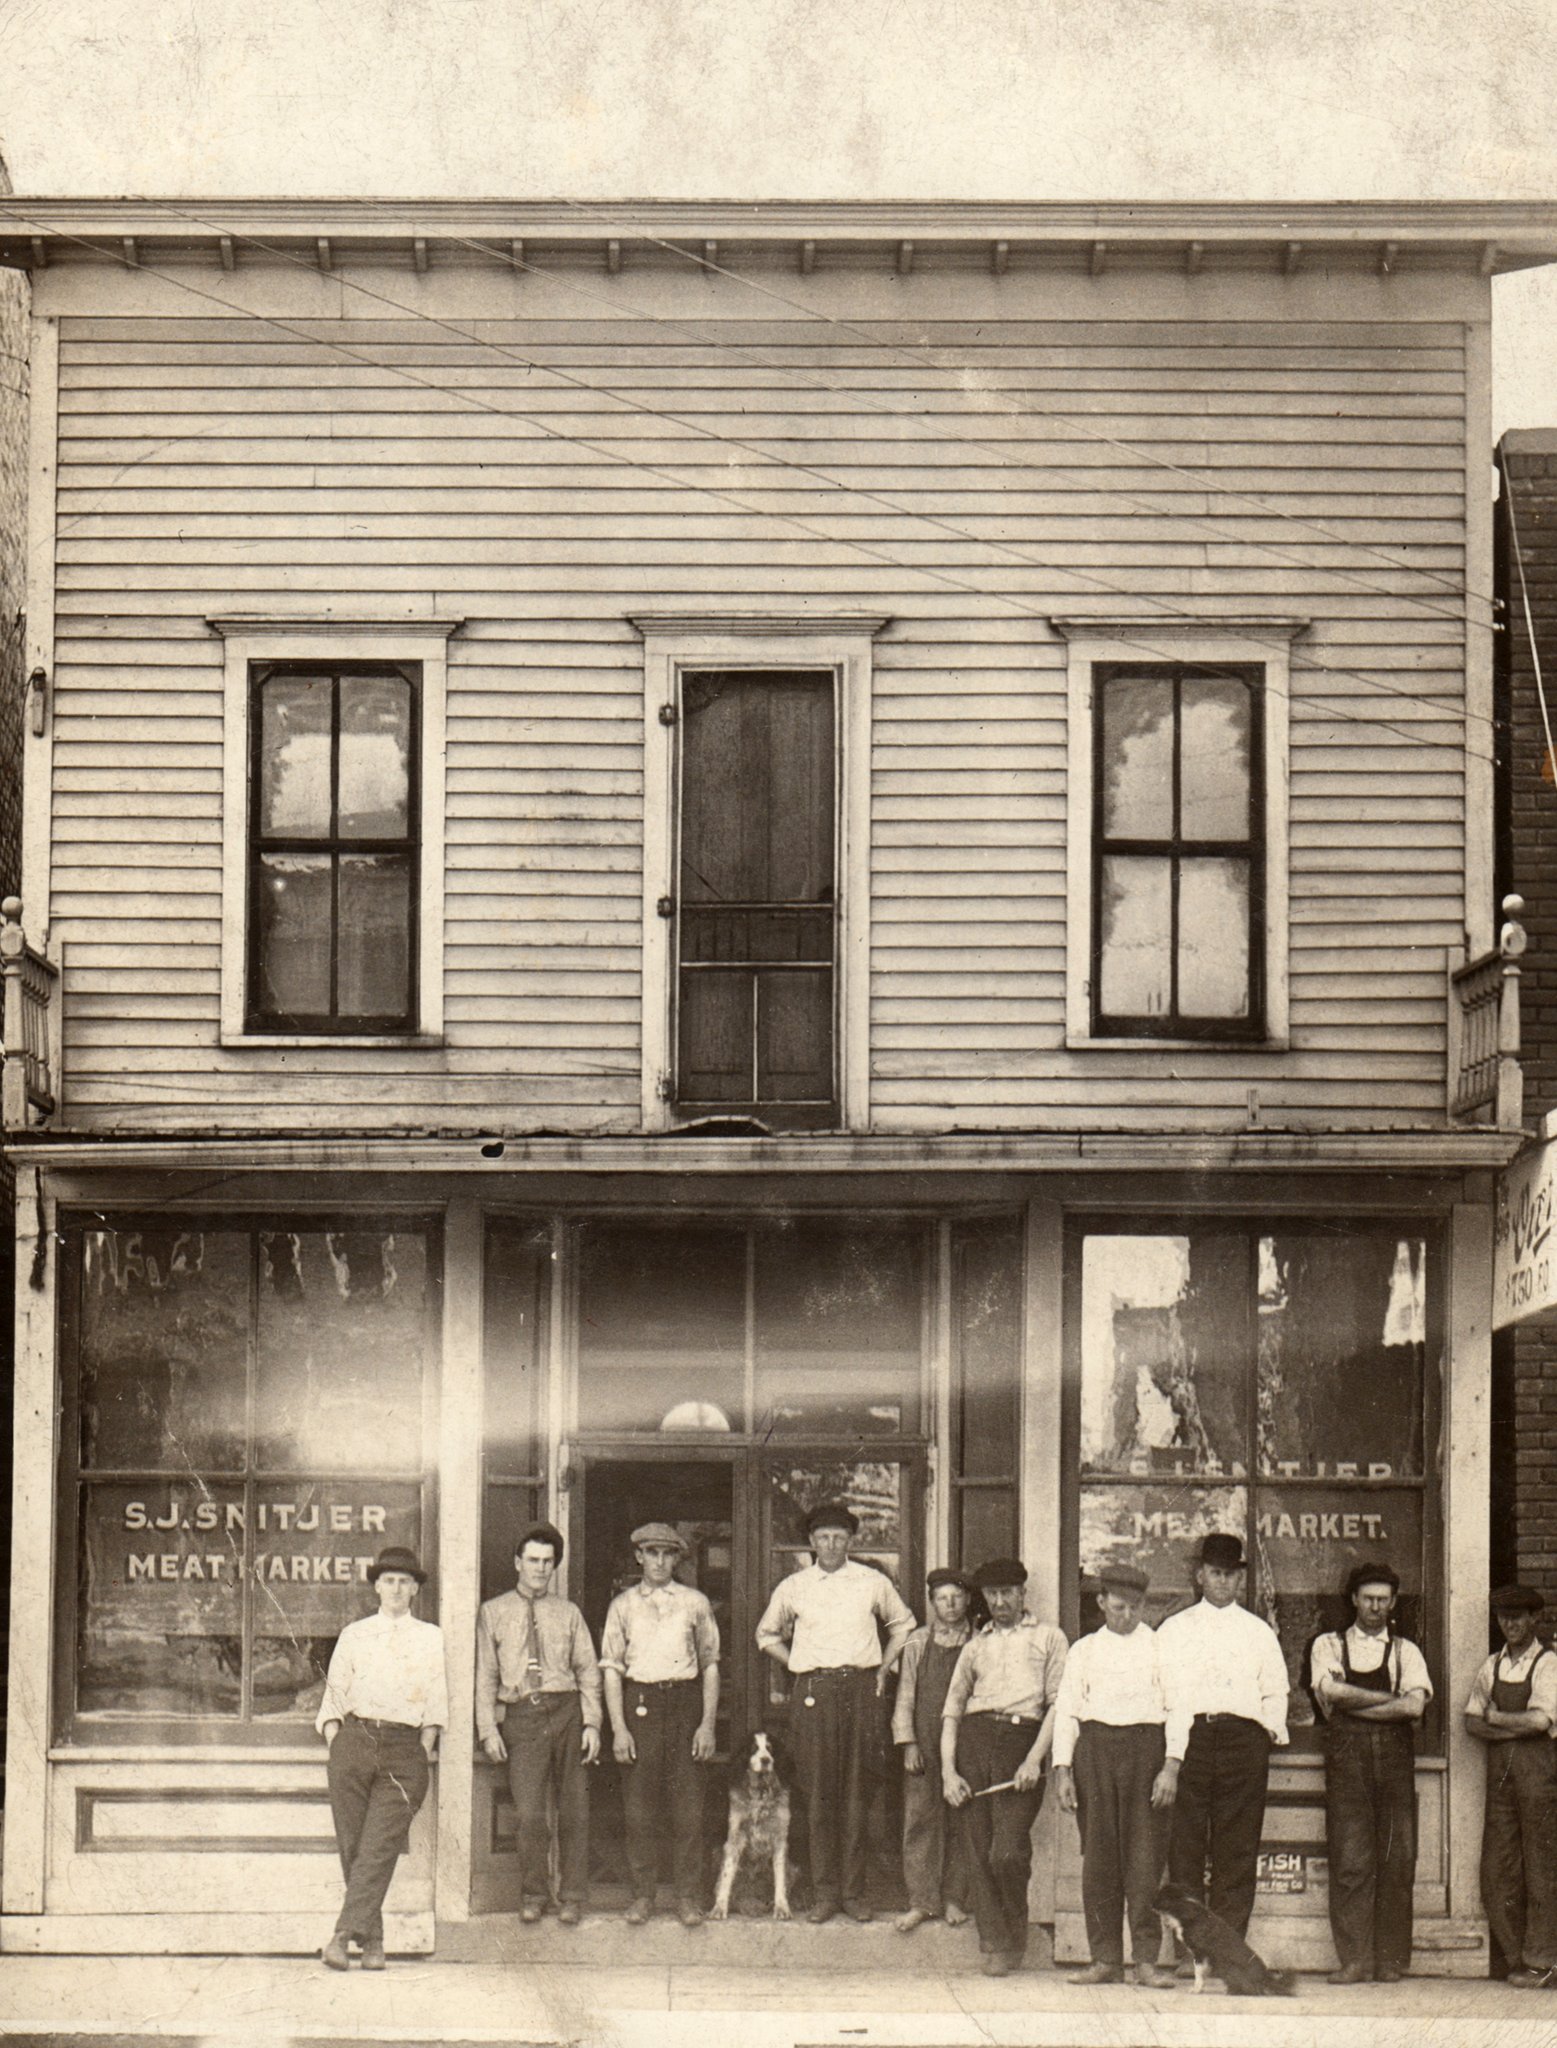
[634,615,885,1131]
[212,619,456,1047]
[1092,662,1263,1039]
[675,670,837,1117]
[248,663,420,1034]
[1057,619,1299,1050]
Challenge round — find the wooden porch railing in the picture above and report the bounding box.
[0,896,59,1127]
[1448,893,1526,1130]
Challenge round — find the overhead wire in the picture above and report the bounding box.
[9,204,1485,762]
[1502,454,1556,782]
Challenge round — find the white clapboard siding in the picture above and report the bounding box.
[49,310,1468,1132]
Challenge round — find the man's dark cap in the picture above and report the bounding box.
[1491,1582,1545,1614]
[1097,1563,1150,1595]
[972,1556,1028,1589]
[1346,1561,1400,1599]
[367,1545,427,1585]
[1197,1532,1246,1571]
[926,1567,975,1595]
[804,1501,859,1538]
[516,1520,566,1565]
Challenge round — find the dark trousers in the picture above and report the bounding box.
[902,1755,968,1914]
[955,1714,1045,1959]
[619,1677,706,1905]
[1324,1718,1417,1973]
[790,1666,883,1907]
[326,1716,430,1944]
[1074,1721,1169,1968]
[1166,1714,1271,1937]
[504,1692,590,1905]
[1482,1737,1557,1972]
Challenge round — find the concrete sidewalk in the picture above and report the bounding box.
[0,1954,1555,2048]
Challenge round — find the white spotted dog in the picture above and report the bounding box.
[711,1731,794,1921]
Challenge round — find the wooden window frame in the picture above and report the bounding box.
[1056,618,1299,1050]
[53,1209,443,1747]
[632,615,887,1132]
[245,660,422,1035]
[211,618,457,1047]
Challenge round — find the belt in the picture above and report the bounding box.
[627,1675,699,1689]
[796,1665,873,1680]
[347,1714,420,1732]
[968,1710,1042,1727]
[1192,1712,1261,1728]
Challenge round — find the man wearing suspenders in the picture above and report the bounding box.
[1465,1584,1557,1990]
[1309,1562,1432,1984]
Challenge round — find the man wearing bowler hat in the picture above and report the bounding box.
[940,1557,1068,1976]
[1155,1532,1288,1951]
[600,1521,721,1927]
[756,1500,916,1923]
[1465,1584,1557,1988]
[1310,1561,1430,1983]
[1051,1562,1177,1989]
[316,1546,448,1971]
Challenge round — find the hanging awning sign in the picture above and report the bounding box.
[1494,1136,1557,1328]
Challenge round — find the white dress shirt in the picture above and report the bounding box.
[316,1610,449,1735]
[1050,1623,1165,1769]
[1311,1626,1433,1717]
[755,1559,916,1674]
[1156,1599,1289,1759]
[599,1579,720,1682]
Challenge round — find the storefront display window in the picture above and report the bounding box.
[65,1220,435,1733]
[1074,1221,1439,1747]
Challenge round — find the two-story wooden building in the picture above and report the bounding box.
[0,198,1548,1968]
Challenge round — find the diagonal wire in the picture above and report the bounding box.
[20,204,1482,762]
[1503,455,1556,782]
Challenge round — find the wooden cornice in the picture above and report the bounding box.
[1,197,1555,277]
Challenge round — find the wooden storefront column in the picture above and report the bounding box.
[434,1198,484,1924]
[2,1170,58,1914]
[1021,1199,1065,1930]
[1445,1199,1492,1934]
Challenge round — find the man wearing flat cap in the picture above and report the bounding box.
[1310,1561,1431,1983]
[1155,1532,1288,1954]
[1465,1584,1557,1989]
[316,1546,448,1971]
[600,1521,721,1927]
[891,1567,977,1933]
[1051,1563,1177,1988]
[940,1557,1068,1975]
[756,1501,916,1923]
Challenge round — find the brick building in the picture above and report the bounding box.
[1495,429,1557,1610]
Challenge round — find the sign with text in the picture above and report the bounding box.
[1495,1136,1557,1329]
[1256,1851,1307,1895]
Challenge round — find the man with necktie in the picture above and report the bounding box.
[476,1521,602,1925]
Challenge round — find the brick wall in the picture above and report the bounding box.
[1497,435,1557,1607]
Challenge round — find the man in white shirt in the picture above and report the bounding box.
[1465,1584,1557,1989]
[1155,1531,1288,1946]
[600,1520,721,1928]
[1051,1562,1176,1989]
[1310,1561,1431,1984]
[756,1501,916,1923]
[316,1546,448,1971]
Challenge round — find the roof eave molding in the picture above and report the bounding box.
[2,197,1556,277]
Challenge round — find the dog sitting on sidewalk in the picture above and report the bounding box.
[1153,1882,1295,1996]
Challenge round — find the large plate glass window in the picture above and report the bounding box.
[1070,1220,1439,1750]
[61,1218,436,1737]
[248,662,420,1033]
[1092,662,1263,1038]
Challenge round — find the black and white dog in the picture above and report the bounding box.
[1153,1883,1295,1996]
[711,1731,795,1921]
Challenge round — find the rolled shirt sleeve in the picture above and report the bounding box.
[876,1575,918,1660]
[475,1603,501,1742]
[599,1594,630,1679]
[693,1594,721,1671]
[941,1638,979,1725]
[893,1630,926,1745]
[755,1576,797,1659]
[1049,1639,1084,1771]
[570,1608,603,1731]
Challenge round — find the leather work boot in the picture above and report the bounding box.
[1067,1961,1122,1985]
[360,1938,386,1970]
[625,1898,652,1926]
[677,1902,704,1928]
[1328,1962,1372,1985]
[320,1935,351,1971]
[1135,1962,1179,1990]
